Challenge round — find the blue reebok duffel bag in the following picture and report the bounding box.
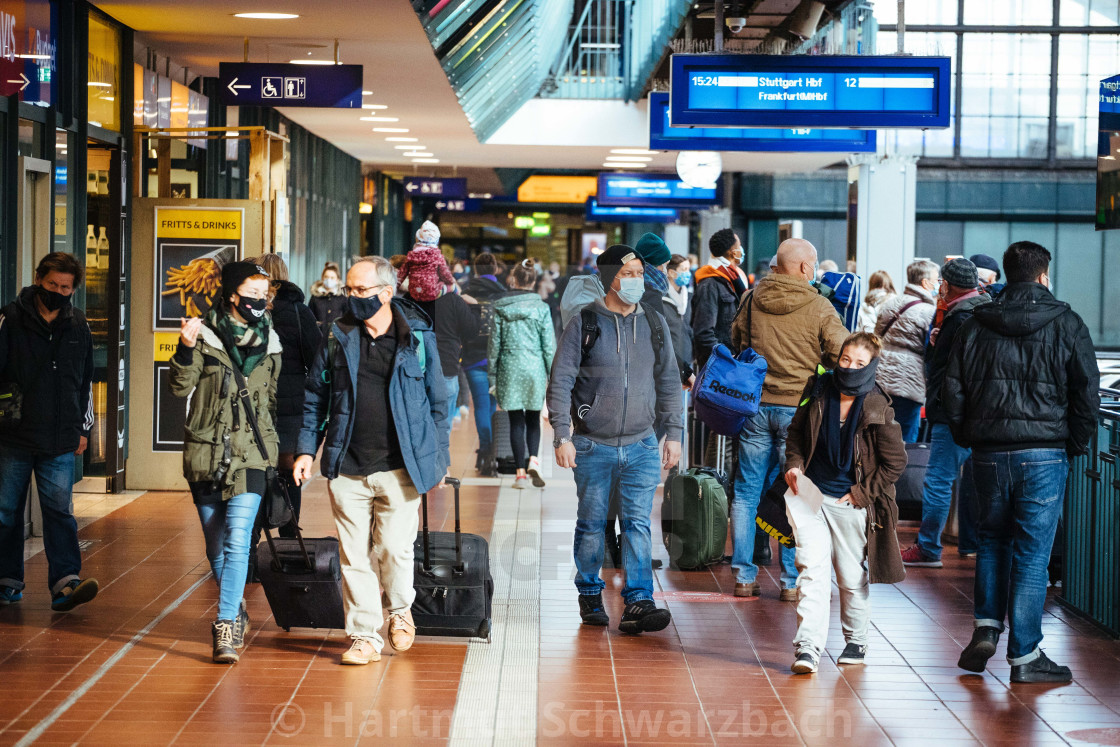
[693,342,767,437]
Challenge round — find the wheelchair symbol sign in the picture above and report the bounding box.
[261,77,282,98]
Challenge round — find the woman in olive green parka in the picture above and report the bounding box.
[170,261,281,665]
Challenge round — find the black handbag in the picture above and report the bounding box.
[0,381,22,427]
[230,365,293,529]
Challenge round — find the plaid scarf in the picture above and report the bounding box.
[644,262,670,295]
[208,307,270,376]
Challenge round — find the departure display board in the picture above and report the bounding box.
[585,198,680,222]
[596,173,720,209]
[670,54,951,129]
[647,93,876,152]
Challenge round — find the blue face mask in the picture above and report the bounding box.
[616,277,645,305]
[674,271,691,288]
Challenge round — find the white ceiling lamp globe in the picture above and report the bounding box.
[675,151,722,189]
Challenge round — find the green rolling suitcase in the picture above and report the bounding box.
[661,414,729,570]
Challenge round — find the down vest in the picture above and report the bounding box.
[874,285,936,404]
[943,282,1100,456]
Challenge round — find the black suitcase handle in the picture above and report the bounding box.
[421,476,464,575]
[262,490,313,572]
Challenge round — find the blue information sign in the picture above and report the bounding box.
[647,93,875,153]
[585,198,680,222]
[596,173,720,209]
[433,198,480,212]
[403,177,468,199]
[670,54,951,129]
[218,62,363,108]
[1100,74,1120,156]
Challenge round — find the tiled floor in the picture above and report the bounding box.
[2,418,1119,746]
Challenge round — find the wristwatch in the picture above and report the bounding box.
[553,437,572,449]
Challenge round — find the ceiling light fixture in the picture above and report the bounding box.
[87,81,112,87]
[610,148,657,155]
[394,144,424,149]
[407,152,434,157]
[603,162,646,168]
[234,12,299,19]
[373,127,409,133]
[361,90,373,95]
[605,156,652,162]
[469,193,493,199]
[385,137,418,142]
[289,59,335,65]
[362,104,388,110]
[364,116,399,122]
[412,158,439,163]
[16,53,51,59]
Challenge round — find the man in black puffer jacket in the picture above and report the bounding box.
[945,241,1099,685]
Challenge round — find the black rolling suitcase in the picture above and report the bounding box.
[412,477,494,639]
[256,526,346,632]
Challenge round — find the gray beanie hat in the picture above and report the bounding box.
[941,258,978,290]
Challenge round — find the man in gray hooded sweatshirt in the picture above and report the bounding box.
[547,244,682,635]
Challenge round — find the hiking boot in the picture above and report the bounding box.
[388,611,416,652]
[1011,651,1072,684]
[233,600,250,650]
[837,643,866,665]
[734,582,760,598]
[901,544,943,568]
[792,652,818,674]
[578,594,609,626]
[0,586,22,605]
[779,587,799,602]
[958,626,1000,673]
[527,456,546,488]
[619,600,671,635]
[341,638,380,665]
[753,532,772,566]
[51,579,99,612]
[212,620,239,664]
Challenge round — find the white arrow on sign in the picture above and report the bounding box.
[6,73,30,92]
[405,182,419,193]
[227,77,251,96]
[435,201,446,209]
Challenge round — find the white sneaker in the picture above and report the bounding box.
[512,475,529,490]
[527,456,546,488]
[459,405,470,418]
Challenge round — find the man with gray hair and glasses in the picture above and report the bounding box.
[295,256,449,665]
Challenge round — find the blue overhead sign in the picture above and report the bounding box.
[403,177,467,199]
[218,63,363,108]
[1100,74,1120,156]
[669,54,951,129]
[597,173,720,209]
[433,198,480,212]
[648,93,876,153]
[586,198,680,222]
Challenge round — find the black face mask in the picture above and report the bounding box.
[234,296,269,326]
[38,286,72,312]
[347,293,385,321]
[834,357,880,396]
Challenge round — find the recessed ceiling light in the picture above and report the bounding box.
[412,158,440,163]
[289,59,335,65]
[362,90,373,95]
[235,12,299,19]
[606,156,652,162]
[394,144,424,149]
[603,162,646,168]
[362,104,388,110]
[16,53,51,59]
[87,81,112,88]
[364,116,399,122]
[610,148,657,155]
[385,137,418,142]
[407,152,434,158]
[373,127,409,133]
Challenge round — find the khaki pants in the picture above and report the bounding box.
[329,468,420,650]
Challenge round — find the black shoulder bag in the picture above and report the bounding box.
[229,363,293,529]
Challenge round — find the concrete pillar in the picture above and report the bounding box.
[846,154,918,288]
[663,224,689,258]
[698,208,732,265]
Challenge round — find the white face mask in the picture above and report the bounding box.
[323,277,339,291]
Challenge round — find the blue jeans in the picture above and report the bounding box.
[443,374,461,439]
[0,445,81,594]
[917,424,972,560]
[197,492,263,621]
[956,458,980,555]
[464,366,496,451]
[732,406,799,588]
[892,396,923,443]
[572,434,662,603]
[971,449,1067,663]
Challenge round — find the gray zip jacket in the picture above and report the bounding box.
[547,301,682,446]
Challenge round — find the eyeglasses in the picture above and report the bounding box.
[344,284,389,298]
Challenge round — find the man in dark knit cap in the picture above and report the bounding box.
[902,258,990,568]
[546,244,681,635]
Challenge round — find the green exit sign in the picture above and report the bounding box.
[530,224,551,236]
[514,216,535,229]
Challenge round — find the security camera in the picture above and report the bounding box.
[726,17,747,33]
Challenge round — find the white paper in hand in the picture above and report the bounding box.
[784,473,825,532]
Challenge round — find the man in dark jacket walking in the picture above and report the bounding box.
[0,253,99,611]
[461,254,505,475]
[294,256,449,666]
[691,228,745,369]
[901,258,990,568]
[945,242,1099,684]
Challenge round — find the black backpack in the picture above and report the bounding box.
[578,302,665,369]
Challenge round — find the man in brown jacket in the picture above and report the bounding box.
[727,238,849,599]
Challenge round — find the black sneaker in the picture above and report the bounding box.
[578,594,609,626]
[618,600,671,635]
[753,531,772,566]
[958,626,1000,673]
[1011,651,1072,684]
[233,600,250,650]
[837,643,866,665]
[791,652,818,674]
[51,579,99,612]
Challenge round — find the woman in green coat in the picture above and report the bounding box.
[170,261,282,665]
[489,260,556,489]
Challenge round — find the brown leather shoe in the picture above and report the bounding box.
[734,582,760,598]
[780,588,799,602]
[341,638,381,665]
[388,611,416,652]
